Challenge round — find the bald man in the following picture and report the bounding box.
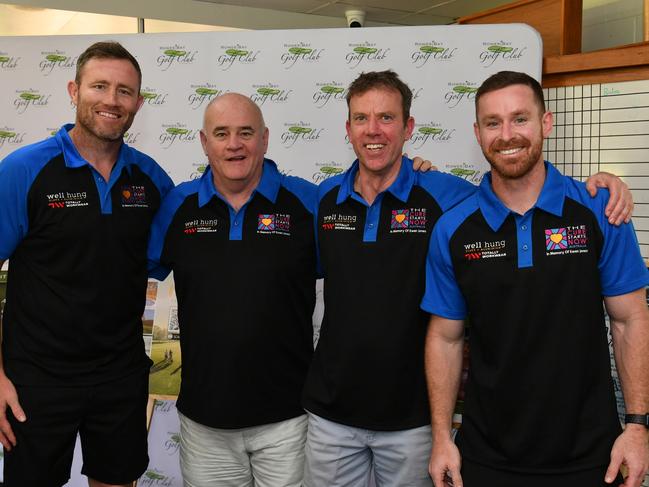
[147,94,318,486]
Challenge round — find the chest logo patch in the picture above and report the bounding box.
[545,225,588,256]
[258,213,291,236]
[121,185,148,208]
[463,239,507,260]
[184,218,218,234]
[46,191,88,209]
[321,213,357,231]
[390,208,427,233]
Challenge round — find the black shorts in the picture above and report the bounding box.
[4,370,149,487]
[461,459,624,487]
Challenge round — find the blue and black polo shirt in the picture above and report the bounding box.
[148,159,317,429]
[0,124,173,386]
[422,162,648,477]
[303,157,476,431]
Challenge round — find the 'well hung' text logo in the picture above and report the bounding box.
[280,43,324,69]
[217,44,260,70]
[345,42,390,69]
[39,51,76,76]
[411,42,457,68]
[479,42,527,67]
[156,46,197,71]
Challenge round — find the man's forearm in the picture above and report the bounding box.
[425,316,464,440]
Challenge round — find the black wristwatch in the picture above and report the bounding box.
[624,413,649,428]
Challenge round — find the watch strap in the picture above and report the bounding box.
[624,413,649,427]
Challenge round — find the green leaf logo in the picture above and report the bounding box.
[19,92,41,101]
[353,47,378,54]
[420,45,444,54]
[0,56,10,63]
[166,127,190,135]
[288,126,312,134]
[288,47,313,55]
[257,87,281,96]
[320,166,343,175]
[45,54,67,62]
[452,85,477,94]
[225,49,249,56]
[195,87,218,96]
[164,49,187,57]
[140,91,157,100]
[487,45,513,53]
[418,127,442,135]
[144,471,166,480]
[450,168,477,177]
[0,130,16,139]
[321,85,344,94]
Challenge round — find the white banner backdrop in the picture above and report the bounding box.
[0,25,542,485]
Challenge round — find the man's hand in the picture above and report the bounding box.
[585,172,633,225]
[408,154,438,172]
[0,373,25,450]
[605,425,649,487]
[430,437,463,487]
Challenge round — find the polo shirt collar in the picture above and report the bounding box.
[336,156,414,205]
[478,161,566,231]
[198,158,281,208]
[57,123,132,176]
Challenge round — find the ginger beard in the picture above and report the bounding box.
[481,131,544,180]
[75,91,137,143]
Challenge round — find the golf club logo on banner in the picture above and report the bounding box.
[410,123,455,149]
[217,44,260,70]
[346,42,390,69]
[14,89,50,114]
[250,84,292,105]
[479,41,527,67]
[0,127,26,148]
[190,162,208,180]
[411,41,457,68]
[444,81,478,108]
[156,45,197,71]
[281,42,324,69]
[188,84,225,110]
[163,432,180,455]
[159,123,198,149]
[123,131,141,145]
[139,469,174,487]
[312,161,344,184]
[313,82,347,108]
[448,164,484,184]
[0,52,20,70]
[39,50,76,76]
[141,87,169,107]
[281,122,324,148]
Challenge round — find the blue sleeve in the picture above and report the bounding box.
[0,141,58,259]
[417,171,477,212]
[586,189,649,296]
[420,212,468,319]
[147,184,191,280]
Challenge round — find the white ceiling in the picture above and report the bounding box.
[4,0,515,29]
[192,0,513,26]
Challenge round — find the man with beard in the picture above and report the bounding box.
[422,71,649,487]
[0,42,173,486]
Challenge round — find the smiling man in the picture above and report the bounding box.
[0,42,173,487]
[422,71,649,487]
[148,93,318,486]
